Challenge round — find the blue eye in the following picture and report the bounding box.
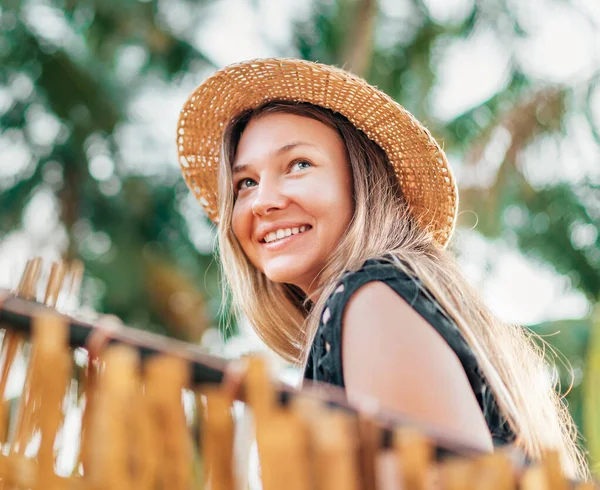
[292,160,312,171]
[237,178,257,190]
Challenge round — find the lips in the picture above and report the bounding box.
[257,224,312,243]
[261,225,312,243]
[260,225,313,249]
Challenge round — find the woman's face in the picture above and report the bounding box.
[231,112,354,294]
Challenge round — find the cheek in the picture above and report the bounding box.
[302,174,353,239]
[327,175,354,241]
[314,173,353,220]
[231,202,252,246]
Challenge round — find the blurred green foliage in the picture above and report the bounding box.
[0,0,223,341]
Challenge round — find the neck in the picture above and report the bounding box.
[287,278,323,307]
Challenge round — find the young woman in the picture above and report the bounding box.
[177,58,588,478]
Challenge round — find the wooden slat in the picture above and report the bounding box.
[199,387,235,490]
[395,428,434,490]
[145,355,192,490]
[33,313,71,490]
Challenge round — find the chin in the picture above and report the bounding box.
[261,256,316,290]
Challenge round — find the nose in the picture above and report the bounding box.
[251,175,289,217]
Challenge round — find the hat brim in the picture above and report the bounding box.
[177,58,458,247]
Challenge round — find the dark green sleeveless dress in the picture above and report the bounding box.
[303,258,517,446]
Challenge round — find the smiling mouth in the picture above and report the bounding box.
[261,225,312,244]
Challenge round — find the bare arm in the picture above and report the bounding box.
[341,281,494,453]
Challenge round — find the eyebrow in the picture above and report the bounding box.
[232,141,317,174]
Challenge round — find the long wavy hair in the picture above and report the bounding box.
[216,100,589,479]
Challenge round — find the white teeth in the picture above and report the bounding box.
[263,225,310,244]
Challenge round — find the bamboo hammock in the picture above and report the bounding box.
[0,257,594,489]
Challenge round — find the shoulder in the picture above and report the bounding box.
[342,280,463,372]
[342,279,466,382]
[306,258,508,449]
[306,257,415,385]
[327,257,481,376]
[341,280,493,451]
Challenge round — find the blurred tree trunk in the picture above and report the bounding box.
[341,0,377,77]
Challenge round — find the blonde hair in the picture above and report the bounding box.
[217,101,589,479]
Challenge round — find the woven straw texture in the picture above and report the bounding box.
[177,58,458,247]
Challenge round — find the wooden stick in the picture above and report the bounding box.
[358,416,379,490]
[76,357,97,476]
[199,386,235,490]
[395,428,434,490]
[310,410,361,490]
[0,399,8,453]
[521,465,549,490]
[2,259,36,463]
[24,257,42,301]
[12,340,39,456]
[86,345,139,490]
[256,408,312,490]
[0,329,19,441]
[439,457,475,490]
[0,453,80,489]
[145,355,192,490]
[43,262,58,306]
[16,260,34,297]
[65,260,84,306]
[245,357,311,490]
[44,262,66,308]
[473,452,515,490]
[132,374,159,490]
[245,356,276,423]
[0,324,21,490]
[542,450,569,490]
[33,313,71,490]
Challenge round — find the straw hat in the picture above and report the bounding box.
[177,58,458,247]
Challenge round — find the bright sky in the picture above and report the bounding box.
[1,0,599,328]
